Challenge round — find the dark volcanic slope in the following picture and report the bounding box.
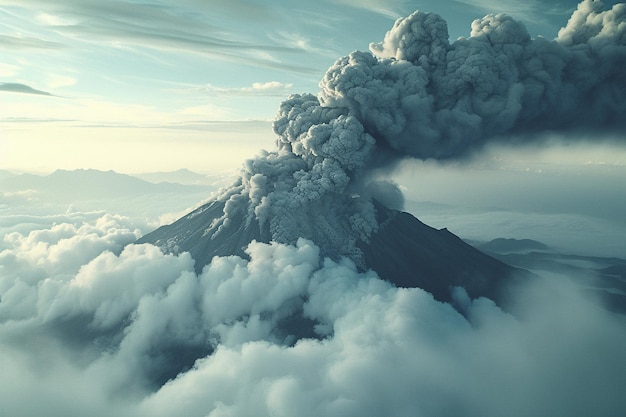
[138,200,522,304]
[137,200,271,269]
[362,203,521,303]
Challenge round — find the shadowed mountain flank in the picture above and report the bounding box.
[137,200,270,269]
[138,199,522,305]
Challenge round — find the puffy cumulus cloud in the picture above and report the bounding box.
[192,1,625,266]
[0,235,322,393]
[557,0,626,46]
[0,214,141,283]
[0,215,142,321]
[2,3,625,415]
[3,237,624,417]
[40,244,195,327]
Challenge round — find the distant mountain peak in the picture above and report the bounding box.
[476,238,549,254]
[1,168,213,200]
[136,169,211,185]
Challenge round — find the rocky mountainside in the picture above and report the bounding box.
[138,199,524,305]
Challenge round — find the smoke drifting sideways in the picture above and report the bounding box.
[206,0,626,265]
[2,2,626,416]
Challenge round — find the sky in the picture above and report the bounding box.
[1,2,626,416]
[1,0,624,173]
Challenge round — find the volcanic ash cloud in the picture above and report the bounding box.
[2,3,626,417]
[207,0,626,263]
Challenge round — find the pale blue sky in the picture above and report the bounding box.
[0,0,623,172]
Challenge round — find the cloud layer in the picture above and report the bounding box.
[2,3,626,416]
[1,218,625,416]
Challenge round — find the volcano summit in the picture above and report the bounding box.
[2,3,626,417]
[141,1,625,305]
[138,198,519,304]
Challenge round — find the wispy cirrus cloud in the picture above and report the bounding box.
[47,74,76,89]
[0,0,319,74]
[0,63,20,77]
[332,0,413,18]
[196,81,294,97]
[0,34,66,50]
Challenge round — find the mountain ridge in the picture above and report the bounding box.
[0,169,213,199]
[138,199,525,305]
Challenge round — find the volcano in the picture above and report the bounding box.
[138,199,522,305]
[140,1,626,309]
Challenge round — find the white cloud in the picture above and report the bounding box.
[0,0,316,74]
[0,199,624,417]
[332,0,409,18]
[1,3,624,415]
[0,62,20,77]
[199,81,294,96]
[0,33,66,50]
[36,12,77,27]
[122,260,626,416]
[178,103,232,120]
[47,73,76,89]
[455,0,541,20]
[0,214,140,281]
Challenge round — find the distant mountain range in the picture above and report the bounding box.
[135,169,214,185]
[470,238,626,314]
[0,169,15,178]
[473,238,549,254]
[0,169,214,200]
[0,169,218,221]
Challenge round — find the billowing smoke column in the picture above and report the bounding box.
[2,3,626,416]
[207,0,626,263]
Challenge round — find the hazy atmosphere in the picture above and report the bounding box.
[1,1,625,416]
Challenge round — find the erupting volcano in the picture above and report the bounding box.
[140,0,626,307]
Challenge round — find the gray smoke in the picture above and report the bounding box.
[2,3,626,416]
[325,0,625,159]
[208,0,626,261]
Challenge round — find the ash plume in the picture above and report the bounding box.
[206,0,626,262]
[2,3,626,416]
